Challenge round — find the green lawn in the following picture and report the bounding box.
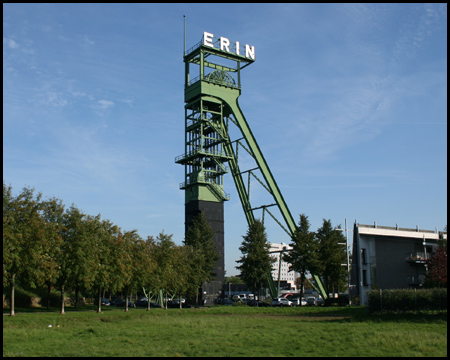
[3,306,447,357]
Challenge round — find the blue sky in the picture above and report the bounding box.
[3,4,447,276]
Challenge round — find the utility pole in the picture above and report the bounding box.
[338,218,352,305]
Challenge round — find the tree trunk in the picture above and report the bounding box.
[75,286,79,309]
[60,284,65,315]
[125,289,129,312]
[10,273,15,317]
[195,286,199,308]
[299,272,305,305]
[97,288,102,313]
[47,282,51,310]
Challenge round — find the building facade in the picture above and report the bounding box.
[269,242,300,291]
[351,223,446,305]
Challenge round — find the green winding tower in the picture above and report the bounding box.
[176,32,327,303]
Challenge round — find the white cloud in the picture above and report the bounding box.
[96,100,115,109]
[84,36,94,45]
[3,37,19,49]
[41,90,68,107]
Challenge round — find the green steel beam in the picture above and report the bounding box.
[223,141,255,226]
[200,88,297,238]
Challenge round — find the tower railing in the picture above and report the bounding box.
[179,175,230,201]
[175,148,232,164]
[187,74,240,90]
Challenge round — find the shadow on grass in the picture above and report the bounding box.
[248,306,447,324]
[297,306,448,324]
[4,305,447,324]
[3,305,117,314]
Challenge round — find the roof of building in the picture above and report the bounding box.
[356,223,447,241]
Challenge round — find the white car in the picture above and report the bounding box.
[271,298,293,307]
[289,297,307,306]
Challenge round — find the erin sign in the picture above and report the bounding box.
[203,31,255,60]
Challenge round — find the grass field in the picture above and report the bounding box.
[3,306,447,357]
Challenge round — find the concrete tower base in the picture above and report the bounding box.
[185,200,225,305]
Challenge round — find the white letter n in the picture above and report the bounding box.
[245,44,255,60]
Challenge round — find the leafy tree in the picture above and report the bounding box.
[40,197,65,313]
[153,231,177,309]
[426,240,447,288]
[86,216,120,313]
[63,205,97,309]
[140,235,158,311]
[236,220,275,300]
[116,230,143,312]
[3,183,17,315]
[3,185,60,316]
[283,214,322,302]
[225,276,245,285]
[184,213,219,306]
[316,219,347,297]
[170,245,203,308]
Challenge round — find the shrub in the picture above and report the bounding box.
[367,288,447,313]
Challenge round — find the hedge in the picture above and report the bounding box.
[366,288,447,313]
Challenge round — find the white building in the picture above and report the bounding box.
[269,242,300,291]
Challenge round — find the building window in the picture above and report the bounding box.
[362,270,368,286]
[361,248,367,264]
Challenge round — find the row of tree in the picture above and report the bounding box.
[7,182,443,316]
[3,183,217,316]
[236,214,348,301]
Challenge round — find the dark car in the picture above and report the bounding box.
[94,298,111,306]
[134,298,161,308]
[306,296,316,306]
[112,298,124,306]
[314,297,325,306]
[167,300,191,308]
[247,300,270,307]
[134,299,147,307]
[114,299,135,308]
[216,298,234,306]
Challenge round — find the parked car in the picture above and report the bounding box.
[167,300,191,308]
[114,299,135,308]
[281,293,295,299]
[247,300,270,307]
[112,298,124,306]
[134,299,146,307]
[305,296,316,306]
[216,298,234,306]
[314,297,325,306]
[290,297,307,306]
[271,298,293,307]
[94,298,111,306]
[134,298,161,308]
